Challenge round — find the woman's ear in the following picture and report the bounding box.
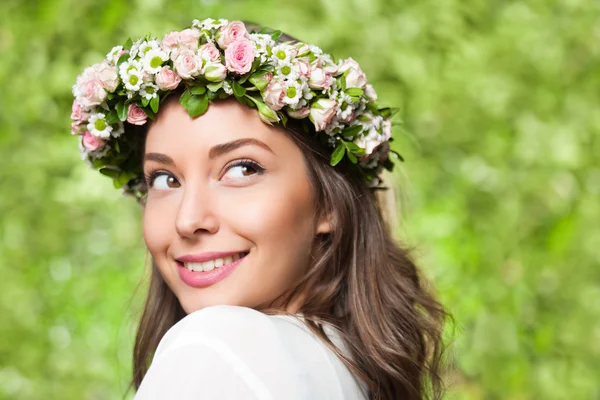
[315,210,333,235]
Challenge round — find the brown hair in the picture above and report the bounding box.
[127,24,451,400]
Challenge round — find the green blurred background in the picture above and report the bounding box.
[1,0,598,399]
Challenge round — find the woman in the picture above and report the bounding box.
[70,18,449,399]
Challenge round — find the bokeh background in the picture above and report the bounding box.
[1,0,598,399]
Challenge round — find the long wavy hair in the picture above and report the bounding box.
[127,23,451,400]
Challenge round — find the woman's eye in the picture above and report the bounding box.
[221,160,265,181]
[148,172,180,190]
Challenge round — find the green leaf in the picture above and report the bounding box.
[114,140,121,153]
[271,30,282,41]
[150,95,159,113]
[185,93,209,118]
[379,107,400,118]
[206,82,223,92]
[116,101,128,122]
[341,125,363,138]
[190,86,207,95]
[345,88,364,97]
[330,144,345,166]
[179,89,192,108]
[343,141,361,152]
[390,149,405,162]
[232,80,246,98]
[105,110,119,125]
[99,168,120,178]
[141,97,150,107]
[123,37,133,49]
[116,52,129,68]
[347,151,357,164]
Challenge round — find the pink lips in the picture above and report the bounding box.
[177,252,248,288]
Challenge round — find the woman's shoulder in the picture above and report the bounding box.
[149,305,367,399]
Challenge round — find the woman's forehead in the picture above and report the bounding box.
[145,98,281,152]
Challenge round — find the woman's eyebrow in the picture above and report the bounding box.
[144,153,174,166]
[143,138,274,166]
[208,138,274,159]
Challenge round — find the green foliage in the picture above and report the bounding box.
[0,0,598,399]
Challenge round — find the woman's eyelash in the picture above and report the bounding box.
[144,170,168,187]
[224,159,266,176]
[143,159,265,187]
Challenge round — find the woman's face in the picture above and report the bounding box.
[142,98,331,314]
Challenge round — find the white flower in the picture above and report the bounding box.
[112,122,124,138]
[132,40,160,59]
[123,69,143,91]
[271,44,296,67]
[193,18,228,31]
[283,80,303,107]
[140,83,158,100]
[275,63,299,82]
[143,49,168,74]
[87,113,113,139]
[222,80,233,95]
[106,45,124,65]
[250,33,275,55]
[119,60,142,81]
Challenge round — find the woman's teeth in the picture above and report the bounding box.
[183,252,246,272]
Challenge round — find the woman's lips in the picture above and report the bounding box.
[177,253,248,288]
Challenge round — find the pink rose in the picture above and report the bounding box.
[127,104,147,125]
[217,21,249,49]
[308,67,332,90]
[199,43,221,62]
[309,98,337,131]
[173,49,203,79]
[296,57,311,78]
[224,39,255,75]
[155,66,182,90]
[287,106,310,119]
[82,131,106,151]
[338,57,367,89]
[263,79,286,111]
[178,28,201,50]
[74,66,107,108]
[70,121,86,135]
[96,62,119,92]
[161,31,180,52]
[70,101,88,121]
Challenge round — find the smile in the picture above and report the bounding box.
[181,251,249,272]
[176,251,250,288]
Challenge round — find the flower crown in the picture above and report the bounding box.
[70,18,402,200]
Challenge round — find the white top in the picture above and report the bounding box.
[134,305,368,399]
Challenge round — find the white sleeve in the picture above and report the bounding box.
[133,305,317,400]
[134,342,265,399]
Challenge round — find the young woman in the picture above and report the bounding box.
[70,18,449,399]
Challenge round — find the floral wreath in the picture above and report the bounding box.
[70,18,403,200]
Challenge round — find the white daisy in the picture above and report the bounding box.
[193,18,228,31]
[87,113,113,139]
[283,81,303,107]
[142,49,168,74]
[112,122,124,138]
[140,83,158,100]
[131,40,160,59]
[250,33,275,56]
[106,45,124,65]
[123,69,143,91]
[271,44,295,67]
[119,60,142,81]
[275,64,299,82]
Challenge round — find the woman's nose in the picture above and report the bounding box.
[174,185,219,238]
